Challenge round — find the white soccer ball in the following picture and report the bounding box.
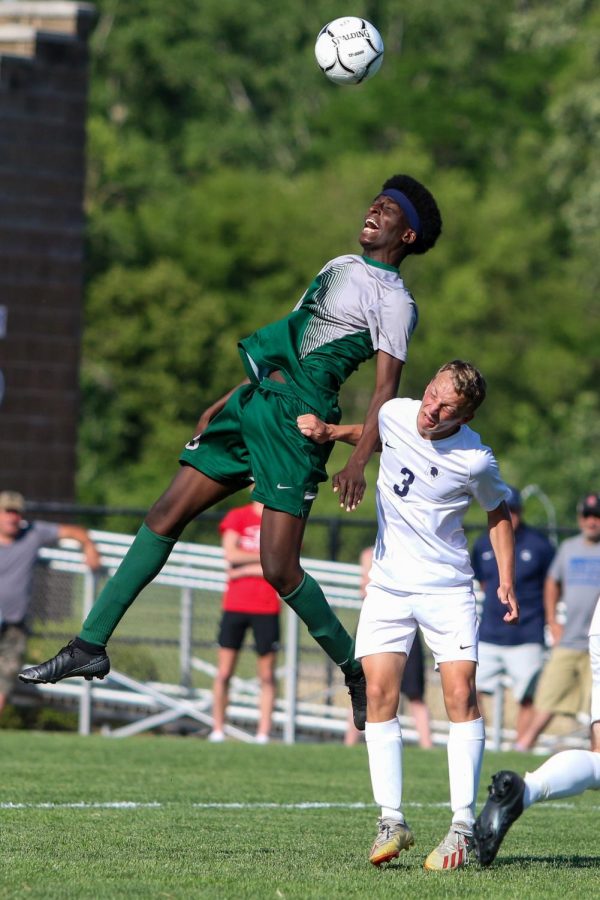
[314,17,384,86]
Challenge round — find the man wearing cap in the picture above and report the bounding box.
[0,491,101,716]
[515,491,600,751]
[472,486,555,745]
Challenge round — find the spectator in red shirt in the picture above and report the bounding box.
[209,499,280,744]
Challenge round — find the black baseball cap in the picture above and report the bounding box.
[578,492,600,516]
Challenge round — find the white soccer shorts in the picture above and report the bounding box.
[355,583,479,667]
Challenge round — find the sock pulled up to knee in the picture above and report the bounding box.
[447,717,485,828]
[79,523,176,646]
[524,749,600,807]
[281,572,359,674]
[366,717,404,819]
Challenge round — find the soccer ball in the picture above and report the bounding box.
[314,17,384,85]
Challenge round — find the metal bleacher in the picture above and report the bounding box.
[15,529,590,750]
[15,530,367,743]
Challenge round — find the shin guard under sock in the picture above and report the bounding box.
[79,523,176,646]
[281,572,359,674]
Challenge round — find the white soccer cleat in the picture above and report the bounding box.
[424,823,473,871]
[369,817,414,866]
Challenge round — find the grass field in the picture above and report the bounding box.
[0,731,598,899]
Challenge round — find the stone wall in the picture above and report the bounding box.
[0,1,96,501]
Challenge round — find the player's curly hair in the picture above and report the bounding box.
[381,174,442,255]
[437,360,487,413]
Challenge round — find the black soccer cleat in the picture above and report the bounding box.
[473,770,526,867]
[345,667,367,731]
[19,640,110,685]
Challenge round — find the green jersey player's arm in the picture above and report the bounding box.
[297,416,371,448]
[193,379,250,435]
[332,350,402,510]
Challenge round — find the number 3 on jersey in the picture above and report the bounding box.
[394,467,415,498]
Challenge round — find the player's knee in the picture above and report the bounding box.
[443,681,476,718]
[145,497,180,536]
[366,680,399,717]
[262,561,300,597]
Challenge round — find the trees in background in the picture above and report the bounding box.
[78,0,599,525]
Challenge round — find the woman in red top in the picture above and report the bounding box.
[209,499,280,744]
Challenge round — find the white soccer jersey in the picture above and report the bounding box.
[371,398,510,594]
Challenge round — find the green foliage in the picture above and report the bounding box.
[77,0,599,518]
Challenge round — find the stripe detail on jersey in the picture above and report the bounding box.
[299,263,352,360]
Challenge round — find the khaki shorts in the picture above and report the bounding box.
[0,625,27,696]
[534,646,592,717]
[180,381,339,518]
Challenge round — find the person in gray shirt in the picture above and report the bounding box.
[0,491,100,717]
[515,491,600,750]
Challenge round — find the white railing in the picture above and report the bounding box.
[20,530,589,751]
[26,530,364,742]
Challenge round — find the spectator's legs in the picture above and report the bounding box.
[211,647,238,736]
[256,651,277,740]
[515,698,535,743]
[408,698,434,748]
[592,721,600,753]
[344,710,363,745]
[514,708,554,751]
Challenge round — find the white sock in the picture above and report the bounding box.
[447,717,485,829]
[524,750,600,807]
[365,717,404,821]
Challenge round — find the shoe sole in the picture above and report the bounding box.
[423,856,469,871]
[19,661,110,685]
[369,835,414,866]
[473,772,525,866]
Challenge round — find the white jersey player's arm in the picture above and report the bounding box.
[487,501,519,624]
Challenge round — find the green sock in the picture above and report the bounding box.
[79,523,176,646]
[281,572,360,675]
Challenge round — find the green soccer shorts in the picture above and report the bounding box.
[179,380,340,517]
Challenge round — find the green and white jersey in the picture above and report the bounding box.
[238,254,417,418]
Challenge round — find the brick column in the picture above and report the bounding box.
[0,2,96,501]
